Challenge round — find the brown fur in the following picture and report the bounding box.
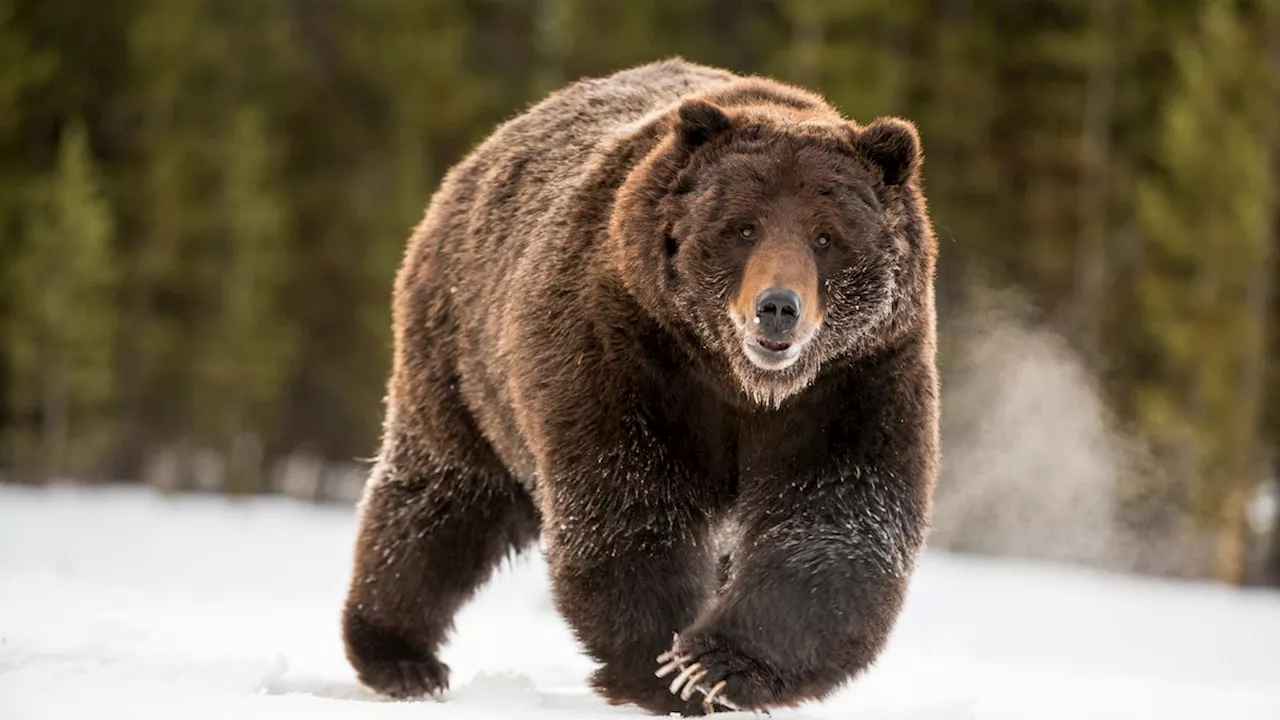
[341,58,940,716]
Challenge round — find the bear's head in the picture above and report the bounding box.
[612,90,935,407]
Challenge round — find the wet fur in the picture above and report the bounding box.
[341,58,940,716]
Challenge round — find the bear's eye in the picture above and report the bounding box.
[813,234,831,249]
[737,224,757,242]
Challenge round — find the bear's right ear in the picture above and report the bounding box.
[676,99,731,147]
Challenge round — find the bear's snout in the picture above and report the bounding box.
[733,239,820,371]
[742,284,810,371]
[754,287,801,341]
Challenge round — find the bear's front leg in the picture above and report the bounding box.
[548,523,716,716]
[657,347,939,713]
[657,466,931,713]
[538,422,726,716]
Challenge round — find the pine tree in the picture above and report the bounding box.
[1135,0,1278,583]
[0,0,53,140]
[125,0,224,454]
[124,0,304,483]
[907,0,1002,313]
[1071,0,1119,360]
[190,105,295,494]
[1102,0,1206,421]
[4,121,117,480]
[770,0,910,120]
[0,0,55,468]
[1266,0,1280,587]
[325,0,492,455]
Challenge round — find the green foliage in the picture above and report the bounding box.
[4,121,117,479]
[0,0,52,138]
[0,0,56,397]
[769,0,911,119]
[190,104,295,492]
[1136,0,1277,525]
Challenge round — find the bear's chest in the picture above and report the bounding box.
[642,373,837,501]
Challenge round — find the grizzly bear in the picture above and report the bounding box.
[340,57,940,716]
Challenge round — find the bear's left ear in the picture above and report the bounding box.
[676,99,731,147]
[854,117,922,187]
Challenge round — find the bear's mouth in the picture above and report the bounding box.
[743,334,803,370]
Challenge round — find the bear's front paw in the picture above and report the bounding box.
[344,613,450,700]
[655,632,781,713]
[356,656,450,700]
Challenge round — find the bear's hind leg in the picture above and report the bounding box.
[341,446,539,699]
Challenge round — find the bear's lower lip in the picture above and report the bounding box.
[756,338,791,352]
[743,336,802,370]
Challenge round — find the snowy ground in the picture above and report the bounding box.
[2,484,1280,720]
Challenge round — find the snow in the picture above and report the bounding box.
[3,484,1280,720]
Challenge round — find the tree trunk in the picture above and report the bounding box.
[1221,0,1280,585]
[1073,0,1117,362]
[929,0,973,314]
[42,346,68,482]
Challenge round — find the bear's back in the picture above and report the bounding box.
[395,59,740,482]
[476,57,739,192]
[406,58,740,309]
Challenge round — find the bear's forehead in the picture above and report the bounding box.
[698,142,879,210]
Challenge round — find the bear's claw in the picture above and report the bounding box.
[655,645,741,713]
[356,656,450,700]
[703,680,728,708]
[668,661,707,700]
[655,651,693,678]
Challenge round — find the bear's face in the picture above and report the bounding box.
[614,99,932,407]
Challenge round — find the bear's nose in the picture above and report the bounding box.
[754,287,801,338]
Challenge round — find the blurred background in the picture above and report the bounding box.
[0,0,1277,588]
